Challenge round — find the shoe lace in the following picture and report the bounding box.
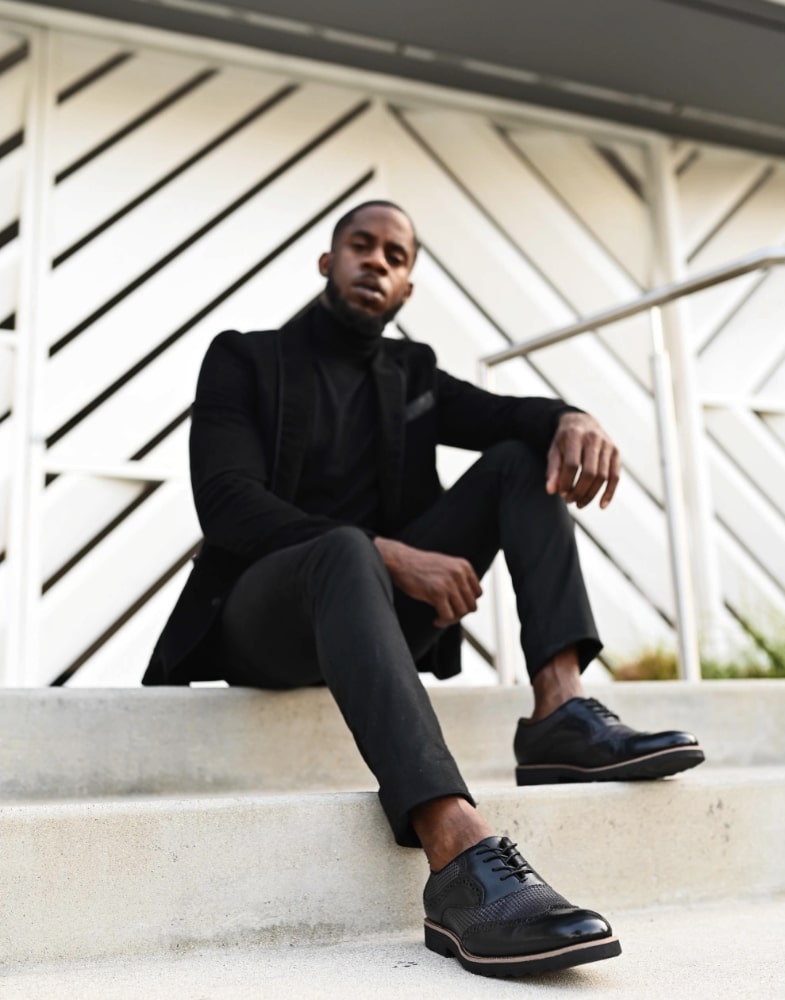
[584,698,620,723]
[476,841,535,882]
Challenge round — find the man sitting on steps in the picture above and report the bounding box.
[143,200,705,979]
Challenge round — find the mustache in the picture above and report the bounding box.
[324,275,404,338]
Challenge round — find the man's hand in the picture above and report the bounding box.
[374,537,481,627]
[545,412,621,510]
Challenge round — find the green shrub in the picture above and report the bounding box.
[611,632,785,681]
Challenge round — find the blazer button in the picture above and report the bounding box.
[210,597,221,608]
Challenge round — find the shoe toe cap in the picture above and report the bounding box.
[464,907,613,959]
[629,729,700,754]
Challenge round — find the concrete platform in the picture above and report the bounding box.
[2,682,783,976]
[1,767,784,965]
[2,681,784,799]
[3,897,784,1000]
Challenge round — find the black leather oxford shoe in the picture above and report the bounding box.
[514,696,705,785]
[423,836,621,977]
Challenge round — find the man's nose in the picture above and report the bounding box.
[362,246,388,272]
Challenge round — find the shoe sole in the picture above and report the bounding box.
[424,919,621,977]
[515,745,705,785]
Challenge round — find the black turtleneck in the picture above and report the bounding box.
[293,302,382,531]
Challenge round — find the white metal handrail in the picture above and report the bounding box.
[481,248,785,366]
[479,245,785,685]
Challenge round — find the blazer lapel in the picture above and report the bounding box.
[372,346,406,529]
[271,314,315,501]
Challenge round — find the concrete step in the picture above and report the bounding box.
[2,681,784,799]
[1,767,783,965]
[3,896,784,1000]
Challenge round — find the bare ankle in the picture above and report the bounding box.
[411,796,493,872]
[530,645,585,722]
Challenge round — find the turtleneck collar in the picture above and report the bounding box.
[310,300,384,364]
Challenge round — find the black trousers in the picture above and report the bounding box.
[220,441,601,847]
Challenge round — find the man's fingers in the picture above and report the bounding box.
[431,558,482,625]
[599,450,622,508]
[432,597,456,628]
[545,444,562,495]
[552,434,622,509]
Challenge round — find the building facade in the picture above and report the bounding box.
[1,2,785,685]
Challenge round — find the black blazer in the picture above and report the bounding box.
[142,305,574,685]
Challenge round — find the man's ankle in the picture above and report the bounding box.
[530,646,585,722]
[411,796,493,872]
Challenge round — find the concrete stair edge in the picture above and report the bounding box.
[2,680,784,799]
[1,767,783,965]
[4,896,785,1000]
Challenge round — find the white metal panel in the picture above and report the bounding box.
[396,108,655,388]
[506,128,652,287]
[0,146,24,232]
[64,565,191,686]
[43,103,380,435]
[756,355,785,397]
[0,243,19,328]
[40,189,381,607]
[401,250,545,385]
[46,82,364,345]
[2,12,784,686]
[38,481,199,683]
[685,166,785,349]
[705,407,785,521]
[404,110,641,310]
[0,342,12,407]
[52,64,289,254]
[52,31,126,93]
[603,140,647,188]
[0,414,10,550]
[717,531,785,629]
[698,268,785,396]
[383,108,663,502]
[677,148,772,257]
[0,27,23,59]
[51,46,209,175]
[575,531,675,664]
[765,413,785,451]
[0,57,27,141]
[709,445,785,592]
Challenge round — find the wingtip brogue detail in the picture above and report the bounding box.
[514,696,706,785]
[423,836,621,977]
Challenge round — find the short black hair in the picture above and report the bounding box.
[330,200,420,260]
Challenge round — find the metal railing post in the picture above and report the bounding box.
[648,308,702,681]
[4,27,54,687]
[648,139,725,663]
[477,360,518,685]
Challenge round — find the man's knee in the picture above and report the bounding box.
[309,526,384,572]
[307,526,393,600]
[482,440,546,482]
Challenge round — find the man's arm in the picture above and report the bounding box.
[376,375,620,626]
[435,367,620,510]
[435,368,579,455]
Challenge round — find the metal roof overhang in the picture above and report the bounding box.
[15,0,785,155]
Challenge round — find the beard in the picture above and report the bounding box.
[324,275,405,340]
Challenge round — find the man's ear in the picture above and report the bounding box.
[403,280,414,302]
[318,252,332,278]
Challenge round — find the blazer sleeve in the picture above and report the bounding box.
[189,331,344,560]
[435,368,581,455]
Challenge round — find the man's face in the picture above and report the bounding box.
[319,206,415,330]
